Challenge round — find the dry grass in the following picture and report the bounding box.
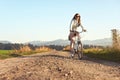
[84,47,103,53]
[84,48,120,63]
[15,45,32,53]
[35,46,52,53]
[14,45,52,54]
[63,45,70,51]
[0,45,53,59]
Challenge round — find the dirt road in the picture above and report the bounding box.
[0,51,120,80]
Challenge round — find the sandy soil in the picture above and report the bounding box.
[0,51,120,80]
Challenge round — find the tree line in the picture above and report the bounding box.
[0,43,65,50]
[0,43,104,50]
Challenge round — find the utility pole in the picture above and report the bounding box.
[111,29,120,49]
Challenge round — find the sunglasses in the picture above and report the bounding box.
[76,15,80,17]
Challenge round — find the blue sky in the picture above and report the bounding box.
[0,0,120,43]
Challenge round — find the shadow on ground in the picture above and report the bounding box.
[9,53,22,57]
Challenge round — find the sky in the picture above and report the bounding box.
[0,0,120,43]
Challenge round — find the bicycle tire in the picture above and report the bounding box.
[77,41,83,60]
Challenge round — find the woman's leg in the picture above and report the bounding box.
[76,32,80,41]
[69,32,75,56]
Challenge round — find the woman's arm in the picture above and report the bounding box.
[69,20,74,32]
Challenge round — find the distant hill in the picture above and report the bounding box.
[82,38,112,46]
[0,41,11,44]
[0,38,112,47]
[27,39,70,46]
[27,38,112,47]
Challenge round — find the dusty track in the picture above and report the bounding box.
[0,51,120,80]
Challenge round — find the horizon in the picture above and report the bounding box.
[0,37,112,44]
[0,0,120,43]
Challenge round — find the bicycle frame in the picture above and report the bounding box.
[71,31,84,59]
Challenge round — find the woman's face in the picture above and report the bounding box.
[75,14,80,20]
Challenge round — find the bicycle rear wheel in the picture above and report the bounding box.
[77,41,83,60]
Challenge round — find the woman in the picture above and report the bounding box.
[69,13,86,57]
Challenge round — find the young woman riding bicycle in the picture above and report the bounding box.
[69,13,86,57]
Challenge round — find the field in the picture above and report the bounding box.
[0,47,120,63]
[0,46,52,59]
[84,48,120,63]
[0,50,14,59]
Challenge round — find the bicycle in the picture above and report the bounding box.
[70,30,86,60]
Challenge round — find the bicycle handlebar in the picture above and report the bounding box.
[70,29,87,33]
[79,29,87,33]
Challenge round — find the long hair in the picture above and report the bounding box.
[72,13,81,24]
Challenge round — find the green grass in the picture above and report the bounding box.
[0,50,50,59]
[0,50,36,59]
[84,48,120,63]
[0,50,13,54]
[0,50,15,59]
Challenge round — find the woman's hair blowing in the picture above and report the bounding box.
[72,13,81,25]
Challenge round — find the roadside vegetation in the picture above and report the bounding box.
[1,44,120,63]
[84,47,120,63]
[0,50,14,59]
[0,46,52,59]
[63,45,120,63]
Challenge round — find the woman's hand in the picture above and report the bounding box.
[82,29,87,32]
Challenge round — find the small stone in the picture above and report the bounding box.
[64,73,68,77]
[58,67,62,72]
[69,71,73,75]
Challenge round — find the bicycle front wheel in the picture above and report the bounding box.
[77,42,83,60]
